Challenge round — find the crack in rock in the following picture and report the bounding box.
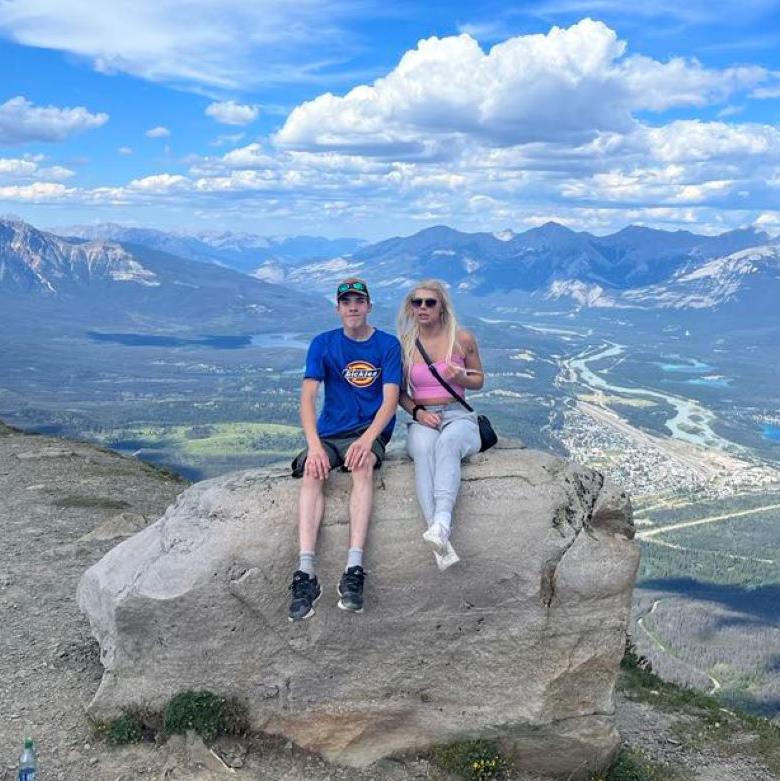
[540,469,605,608]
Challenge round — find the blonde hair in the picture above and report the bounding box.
[397,279,460,392]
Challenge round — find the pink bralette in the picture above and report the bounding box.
[409,353,466,401]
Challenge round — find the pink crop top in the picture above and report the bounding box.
[409,353,467,401]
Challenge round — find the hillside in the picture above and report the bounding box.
[1,421,777,780]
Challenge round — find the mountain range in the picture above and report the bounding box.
[0,219,333,334]
[254,222,779,314]
[62,223,365,274]
[2,218,779,325]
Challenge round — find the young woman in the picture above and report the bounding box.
[397,280,484,571]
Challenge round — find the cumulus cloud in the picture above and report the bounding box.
[205,100,259,125]
[118,146,133,155]
[641,121,780,163]
[276,19,772,155]
[0,182,73,201]
[0,155,75,183]
[0,0,367,90]
[2,18,779,238]
[0,96,108,145]
[145,126,171,139]
[127,173,189,192]
[0,157,39,179]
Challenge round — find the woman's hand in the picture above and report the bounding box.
[441,361,467,382]
[416,410,441,429]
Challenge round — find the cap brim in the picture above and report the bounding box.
[337,291,369,299]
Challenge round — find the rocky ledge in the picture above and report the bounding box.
[77,443,638,779]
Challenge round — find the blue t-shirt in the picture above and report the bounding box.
[305,328,402,440]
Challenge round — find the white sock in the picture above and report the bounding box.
[298,551,316,576]
[347,547,363,570]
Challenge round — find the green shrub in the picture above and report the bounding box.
[162,690,248,742]
[104,713,144,744]
[430,738,511,780]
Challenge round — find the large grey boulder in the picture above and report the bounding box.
[77,444,638,779]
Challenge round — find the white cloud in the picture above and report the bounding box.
[209,132,245,147]
[751,84,780,99]
[0,182,73,201]
[118,146,133,155]
[617,57,766,111]
[642,121,780,163]
[0,155,75,183]
[716,105,743,118]
[0,158,38,178]
[145,126,171,139]
[528,0,778,26]
[276,20,774,156]
[0,0,369,90]
[755,211,780,228]
[127,174,190,193]
[0,96,108,145]
[205,100,259,125]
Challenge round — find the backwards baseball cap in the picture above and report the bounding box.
[336,277,370,301]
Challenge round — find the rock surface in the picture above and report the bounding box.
[3,422,777,781]
[78,443,638,778]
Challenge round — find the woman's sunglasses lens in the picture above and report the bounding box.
[411,298,438,308]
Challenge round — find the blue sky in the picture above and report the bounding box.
[1,0,780,239]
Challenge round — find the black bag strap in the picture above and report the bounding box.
[415,338,474,413]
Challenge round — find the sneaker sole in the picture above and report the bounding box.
[422,526,448,556]
[435,547,460,572]
[288,589,322,622]
[336,585,363,613]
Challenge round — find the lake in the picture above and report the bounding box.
[88,331,309,350]
[763,425,780,442]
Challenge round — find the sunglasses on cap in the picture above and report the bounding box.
[337,280,369,298]
[411,297,439,308]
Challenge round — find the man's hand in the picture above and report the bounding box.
[344,433,374,471]
[304,441,331,480]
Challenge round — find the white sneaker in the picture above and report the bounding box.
[434,541,460,571]
[422,523,449,556]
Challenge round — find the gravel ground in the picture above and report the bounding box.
[1,421,775,780]
[617,697,778,780]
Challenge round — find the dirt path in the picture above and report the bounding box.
[637,503,780,539]
[644,536,776,565]
[636,600,722,695]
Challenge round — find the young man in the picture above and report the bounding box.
[288,277,402,621]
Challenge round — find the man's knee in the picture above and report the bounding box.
[350,453,377,481]
[300,471,326,492]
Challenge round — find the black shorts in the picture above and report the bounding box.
[291,427,389,478]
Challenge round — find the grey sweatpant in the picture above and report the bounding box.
[406,405,481,530]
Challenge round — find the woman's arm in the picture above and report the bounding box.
[399,389,416,415]
[450,329,484,390]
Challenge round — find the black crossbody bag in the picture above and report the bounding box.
[415,338,498,452]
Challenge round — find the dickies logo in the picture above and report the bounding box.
[343,361,381,387]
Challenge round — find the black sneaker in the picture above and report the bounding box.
[288,570,321,622]
[337,565,365,613]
